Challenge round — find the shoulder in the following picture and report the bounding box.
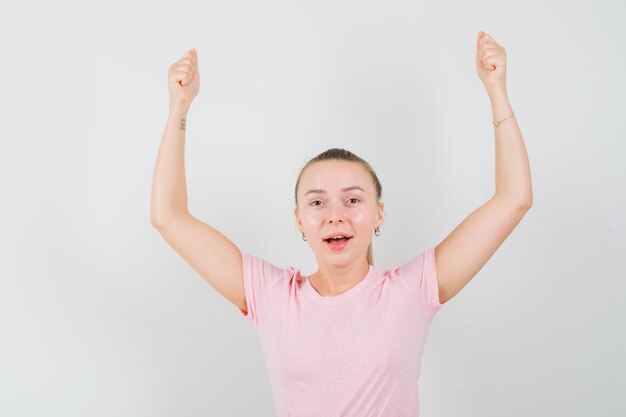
[388,247,432,276]
[385,247,443,310]
[242,253,303,283]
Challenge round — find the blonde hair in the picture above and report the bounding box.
[294,148,383,265]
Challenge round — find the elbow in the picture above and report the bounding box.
[517,198,533,211]
[150,210,188,229]
[494,193,533,211]
[521,201,533,212]
[522,194,533,210]
[150,212,167,229]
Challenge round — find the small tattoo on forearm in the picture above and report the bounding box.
[180,118,186,130]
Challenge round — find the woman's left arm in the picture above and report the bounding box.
[489,86,533,206]
[434,32,533,305]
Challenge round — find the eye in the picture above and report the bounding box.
[310,200,323,206]
[348,198,360,204]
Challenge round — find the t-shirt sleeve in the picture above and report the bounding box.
[395,246,445,315]
[239,252,289,326]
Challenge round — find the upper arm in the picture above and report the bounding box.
[435,196,531,304]
[153,213,247,312]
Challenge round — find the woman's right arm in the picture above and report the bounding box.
[150,50,247,314]
[149,103,190,226]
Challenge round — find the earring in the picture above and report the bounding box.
[374,227,381,237]
[302,233,307,241]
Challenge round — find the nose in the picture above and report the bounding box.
[327,201,346,224]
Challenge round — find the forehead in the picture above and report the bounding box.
[299,160,371,192]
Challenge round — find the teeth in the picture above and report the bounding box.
[330,236,346,240]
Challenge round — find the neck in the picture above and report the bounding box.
[309,259,370,296]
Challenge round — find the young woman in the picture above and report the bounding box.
[150,31,532,416]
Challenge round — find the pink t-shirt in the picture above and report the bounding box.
[239,246,445,417]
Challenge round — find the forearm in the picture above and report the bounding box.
[488,86,533,208]
[150,104,191,226]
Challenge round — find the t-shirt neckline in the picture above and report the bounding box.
[303,264,378,305]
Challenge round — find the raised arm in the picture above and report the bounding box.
[150,49,247,313]
[434,32,533,304]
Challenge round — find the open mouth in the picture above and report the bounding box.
[323,236,353,250]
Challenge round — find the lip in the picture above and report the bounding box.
[323,232,354,240]
[323,235,353,251]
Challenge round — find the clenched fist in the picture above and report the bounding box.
[475,31,507,91]
[168,49,200,109]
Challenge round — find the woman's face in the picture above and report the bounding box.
[294,160,384,267]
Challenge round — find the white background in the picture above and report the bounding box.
[1,0,624,416]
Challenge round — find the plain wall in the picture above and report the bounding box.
[1,0,625,416]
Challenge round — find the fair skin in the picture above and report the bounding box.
[293,31,533,304]
[153,29,532,309]
[431,31,532,304]
[294,160,384,297]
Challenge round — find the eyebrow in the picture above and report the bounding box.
[304,185,366,197]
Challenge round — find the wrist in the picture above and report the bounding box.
[169,101,191,116]
[486,82,508,99]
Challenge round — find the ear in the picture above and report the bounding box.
[376,201,385,228]
[293,207,302,232]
